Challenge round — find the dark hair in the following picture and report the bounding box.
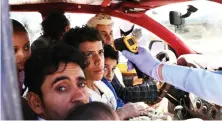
[104,45,119,63]
[65,102,118,120]
[11,19,27,33]
[62,25,103,49]
[41,11,70,40]
[24,42,87,97]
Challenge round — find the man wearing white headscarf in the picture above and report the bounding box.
[87,13,114,45]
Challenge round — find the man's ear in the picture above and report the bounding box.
[26,92,44,115]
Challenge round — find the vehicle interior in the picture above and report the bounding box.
[2,0,222,120]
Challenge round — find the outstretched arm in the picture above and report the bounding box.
[159,64,222,105]
[122,47,222,105]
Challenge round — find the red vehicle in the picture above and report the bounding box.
[2,0,222,120]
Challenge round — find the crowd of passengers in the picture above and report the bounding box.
[13,11,168,120]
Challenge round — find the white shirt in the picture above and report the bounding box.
[87,80,117,109]
[114,67,125,87]
[38,117,45,121]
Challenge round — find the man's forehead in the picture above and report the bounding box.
[41,63,85,89]
[47,63,85,79]
[96,24,113,30]
[57,63,81,71]
[79,41,103,51]
[105,58,117,64]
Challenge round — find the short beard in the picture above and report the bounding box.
[40,100,85,120]
[68,101,85,113]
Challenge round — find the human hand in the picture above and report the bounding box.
[116,102,149,120]
[132,76,143,85]
[122,47,161,80]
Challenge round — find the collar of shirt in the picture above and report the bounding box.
[87,80,117,109]
[38,117,45,121]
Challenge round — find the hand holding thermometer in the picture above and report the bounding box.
[113,36,145,78]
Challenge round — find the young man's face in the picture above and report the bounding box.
[29,63,89,120]
[104,57,117,81]
[96,24,113,45]
[79,41,104,81]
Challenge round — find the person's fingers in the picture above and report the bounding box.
[140,110,149,116]
[122,50,136,61]
[134,104,145,111]
[138,46,145,53]
[138,46,152,55]
[127,61,134,71]
[136,102,149,108]
[146,107,155,112]
[133,105,148,116]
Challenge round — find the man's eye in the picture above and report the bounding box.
[110,31,113,36]
[24,45,30,51]
[104,67,108,71]
[112,67,116,71]
[14,48,18,53]
[56,86,68,92]
[103,34,110,39]
[99,50,104,55]
[85,53,92,58]
[78,81,86,88]
[102,33,107,37]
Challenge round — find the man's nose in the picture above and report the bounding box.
[106,35,113,44]
[16,50,26,62]
[70,89,87,103]
[94,54,103,66]
[107,70,113,77]
[107,35,112,41]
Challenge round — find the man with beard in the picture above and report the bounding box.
[24,42,89,120]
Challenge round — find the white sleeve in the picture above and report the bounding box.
[161,64,222,106]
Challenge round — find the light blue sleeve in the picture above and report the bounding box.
[162,64,222,106]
